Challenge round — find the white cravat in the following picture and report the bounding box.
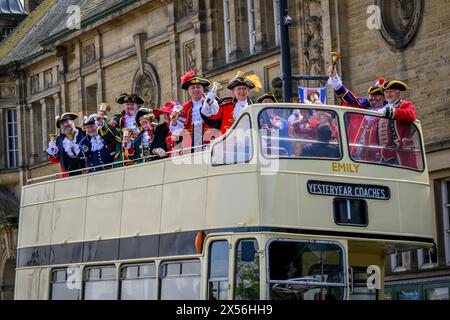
[90,135,105,152]
[233,100,248,120]
[192,99,204,150]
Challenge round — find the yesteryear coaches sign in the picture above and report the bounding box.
[307,180,391,200]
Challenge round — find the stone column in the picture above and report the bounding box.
[167,2,182,101]
[253,0,263,53]
[227,0,238,62]
[16,104,23,168]
[40,98,48,156]
[28,103,35,164]
[53,93,61,118]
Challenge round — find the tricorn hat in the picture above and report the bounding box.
[83,114,97,126]
[180,71,210,90]
[382,80,410,92]
[257,93,278,103]
[368,78,386,96]
[227,71,257,90]
[135,108,156,126]
[115,93,145,105]
[56,112,78,128]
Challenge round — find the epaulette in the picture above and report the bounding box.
[218,97,234,105]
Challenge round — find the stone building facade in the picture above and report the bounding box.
[0,0,448,299]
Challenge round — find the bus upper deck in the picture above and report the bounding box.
[15,103,435,300]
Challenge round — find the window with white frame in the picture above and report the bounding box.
[6,109,19,168]
[390,251,411,273]
[417,248,436,270]
[443,179,450,266]
[223,0,232,62]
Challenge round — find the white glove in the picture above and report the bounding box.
[47,140,59,156]
[327,74,343,90]
[205,90,216,105]
[153,148,166,157]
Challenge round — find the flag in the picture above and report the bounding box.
[298,86,327,104]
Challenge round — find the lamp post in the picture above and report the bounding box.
[279,0,293,102]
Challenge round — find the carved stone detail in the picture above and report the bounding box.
[184,40,197,73]
[31,74,40,94]
[0,85,15,98]
[303,0,325,80]
[44,69,53,89]
[83,43,96,65]
[177,0,194,19]
[377,0,424,49]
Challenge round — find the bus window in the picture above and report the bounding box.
[259,108,341,159]
[120,263,156,300]
[344,112,424,171]
[50,268,80,300]
[159,260,200,300]
[208,240,229,300]
[234,239,260,300]
[267,239,346,300]
[212,114,252,165]
[84,266,117,300]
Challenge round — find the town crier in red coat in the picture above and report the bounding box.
[171,71,221,153]
[377,80,419,168]
[204,71,261,134]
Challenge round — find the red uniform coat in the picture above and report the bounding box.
[179,100,221,151]
[207,98,251,134]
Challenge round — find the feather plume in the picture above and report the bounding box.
[245,74,262,93]
[181,70,196,85]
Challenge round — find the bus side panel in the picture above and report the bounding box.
[15,268,41,300]
[161,178,207,233]
[398,182,433,238]
[120,185,163,237]
[205,172,260,229]
[84,191,122,241]
[19,204,53,248]
[54,175,88,200]
[21,182,54,206]
[52,198,86,244]
[259,174,299,227]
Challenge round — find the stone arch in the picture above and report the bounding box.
[132,63,161,109]
[0,257,15,300]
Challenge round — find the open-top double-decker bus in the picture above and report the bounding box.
[15,103,434,300]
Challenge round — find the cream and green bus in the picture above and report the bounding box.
[15,103,434,300]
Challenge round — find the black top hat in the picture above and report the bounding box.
[180,71,210,90]
[257,93,278,103]
[56,112,78,128]
[135,108,155,126]
[115,93,145,105]
[382,80,409,92]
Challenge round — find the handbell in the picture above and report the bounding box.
[211,82,223,95]
[99,103,111,114]
[172,103,184,115]
[331,52,342,66]
[122,128,130,138]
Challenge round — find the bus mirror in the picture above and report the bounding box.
[241,241,256,262]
